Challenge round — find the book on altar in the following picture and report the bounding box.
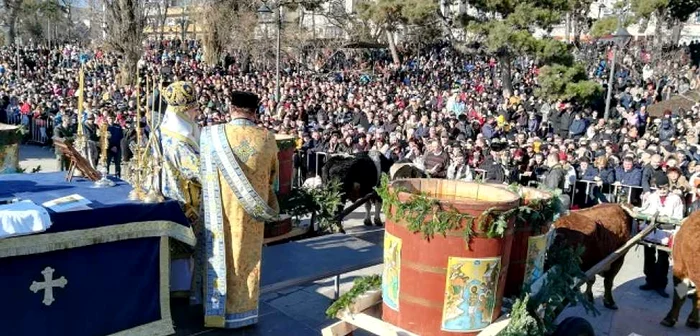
[42,194,92,212]
[0,200,52,239]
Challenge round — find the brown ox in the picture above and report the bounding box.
[661,211,699,329]
[548,203,632,310]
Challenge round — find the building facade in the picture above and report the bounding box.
[142,0,203,39]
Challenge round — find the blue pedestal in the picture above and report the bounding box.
[0,172,194,336]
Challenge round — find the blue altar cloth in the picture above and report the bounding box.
[0,172,189,231]
[0,172,194,336]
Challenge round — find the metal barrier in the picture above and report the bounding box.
[6,111,22,125]
[4,113,53,145]
[573,180,644,206]
[303,151,329,178]
[573,180,693,213]
[28,117,52,145]
[473,168,488,181]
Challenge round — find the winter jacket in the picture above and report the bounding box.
[641,165,665,192]
[569,119,587,137]
[614,167,642,186]
[559,112,574,135]
[544,164,567,191]
[527,118,539,134]
[658,119,676,142]
[583,167,615,184]
[481,124,496,140]
[549,111,562,134]
[479,157,506,183]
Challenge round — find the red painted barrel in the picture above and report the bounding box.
[498,186,554,298]
[275,134,296,197]
[382,179,520,336]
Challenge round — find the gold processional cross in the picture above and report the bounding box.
[98,122,111,168]
[29,267,68,306]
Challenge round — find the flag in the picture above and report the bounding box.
[77,66,85,136]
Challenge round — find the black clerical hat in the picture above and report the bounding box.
[230,91,260,111]
[490,141,506,152]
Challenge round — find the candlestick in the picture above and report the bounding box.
[93,119,115,188]
[128,74,145,200]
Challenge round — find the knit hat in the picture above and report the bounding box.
[558,151,567,161]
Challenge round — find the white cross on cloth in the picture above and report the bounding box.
[29,267,68,306]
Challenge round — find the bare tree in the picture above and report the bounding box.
[60,0,78,40]
[85,0,106,45]
[1,0,24,44]
[198,0,260,66]
[314,0,382,42]
[145,0,170,41]
[103,0,146,85]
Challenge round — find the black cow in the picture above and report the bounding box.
[321,151,425,231]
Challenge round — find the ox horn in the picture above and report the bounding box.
[619,203,638,218]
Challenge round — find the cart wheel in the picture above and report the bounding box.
[552,317,595,336]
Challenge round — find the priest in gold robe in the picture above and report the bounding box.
[158,81,202,298]
[200,91,280,328]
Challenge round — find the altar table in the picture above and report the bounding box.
[0,172,195,336]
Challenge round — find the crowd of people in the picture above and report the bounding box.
[3,38,700,212]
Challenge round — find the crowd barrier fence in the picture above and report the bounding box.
[473,168,487,181]
[573,180,694,215]
[28,117,53,145]
[288,150,698,215]
[4,112,53,145]
[6,112,22,125]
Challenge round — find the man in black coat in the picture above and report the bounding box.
[53,117,76,171]
[641,154,664,196]
[479,142,506,183]
[105,114,124,178]
[558,108,574,138]
[543,152,570,209]
[83,114,99,167]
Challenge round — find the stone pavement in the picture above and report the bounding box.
[255,211,691,336]
[17,144,694,335]
[19,144,57,173]
[556,246,697,336]
[257,212,385,335]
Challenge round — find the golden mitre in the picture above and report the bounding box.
[163,81,198,112]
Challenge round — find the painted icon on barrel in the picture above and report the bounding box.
[382,232,401,311]
[523,233,548,290]
[441,257,501,332]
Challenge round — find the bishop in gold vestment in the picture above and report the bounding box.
[200,91,279,328]
[158,81,202,298]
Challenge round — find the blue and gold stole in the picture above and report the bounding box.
[200,124,279,326]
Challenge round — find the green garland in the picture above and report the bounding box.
[500,246,598,335]
[499,294,542,336]
[507,184,564,232]
[276,138,297,151]
[325,275,381,318]
[376,175,517,244]
[278,180,344,233]
[499,184,594,335]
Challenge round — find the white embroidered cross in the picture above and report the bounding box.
[29,267,68,306]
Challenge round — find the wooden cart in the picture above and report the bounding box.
[322,213,670,336]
